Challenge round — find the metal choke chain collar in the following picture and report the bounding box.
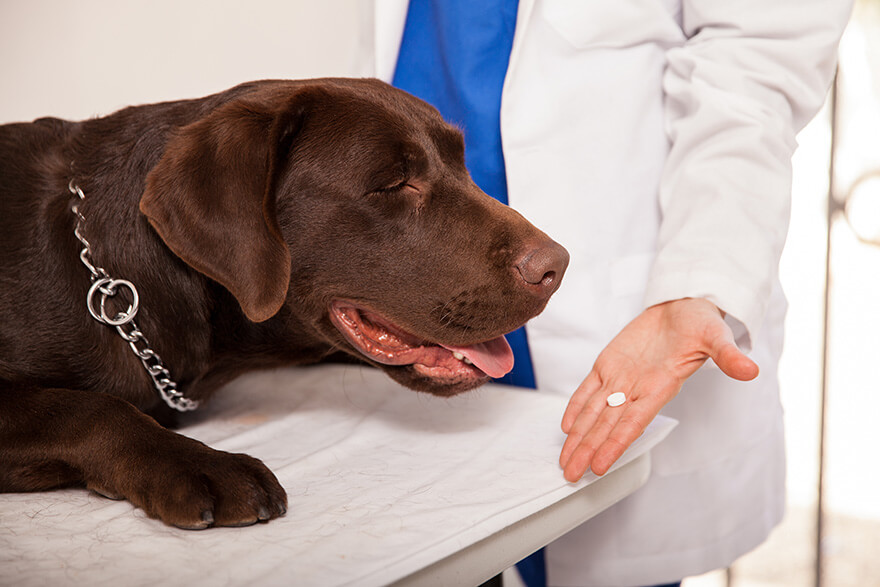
[69,181,198,412]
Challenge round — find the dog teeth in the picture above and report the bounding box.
[451,351,473,365]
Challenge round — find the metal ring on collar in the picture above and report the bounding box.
[87,277,139,326]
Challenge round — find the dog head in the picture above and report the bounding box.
[140,79,568,395]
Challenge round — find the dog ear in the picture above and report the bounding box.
[140,87,313,323]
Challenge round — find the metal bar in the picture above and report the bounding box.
[816,67,841,587]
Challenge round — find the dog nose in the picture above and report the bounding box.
[515,241,569,295]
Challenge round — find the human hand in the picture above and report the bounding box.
[558,297,759,481]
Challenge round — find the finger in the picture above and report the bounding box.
[707,329,759,381]
[561,370,601,433]
[564,382,671,480]
[588,407,652,476]
[559,387,609,468]
[561,408,620,482]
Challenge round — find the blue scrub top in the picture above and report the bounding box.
[392,0,536,389]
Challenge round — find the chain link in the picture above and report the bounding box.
[69,181,198,412]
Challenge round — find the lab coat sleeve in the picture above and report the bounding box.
[643,0,852,347]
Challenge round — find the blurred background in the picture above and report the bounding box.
[1,2,877,585]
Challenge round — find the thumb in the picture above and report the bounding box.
[708,325,759,381]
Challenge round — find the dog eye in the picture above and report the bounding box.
[373,181,418,195]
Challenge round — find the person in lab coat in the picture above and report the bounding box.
[351,1,852,585]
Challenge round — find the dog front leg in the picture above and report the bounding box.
[0,385,287,529]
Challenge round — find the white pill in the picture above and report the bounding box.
[606,392,626,407]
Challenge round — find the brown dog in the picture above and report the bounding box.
[0,79,568,529]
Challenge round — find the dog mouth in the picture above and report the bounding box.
[328,300,514,386]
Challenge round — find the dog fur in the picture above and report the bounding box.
[0,79,567,528]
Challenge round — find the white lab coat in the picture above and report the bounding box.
[352,1,852,585]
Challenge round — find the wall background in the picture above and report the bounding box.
[0,0,362,124]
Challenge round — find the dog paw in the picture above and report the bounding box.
[112,440,288,530]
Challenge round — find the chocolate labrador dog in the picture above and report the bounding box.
[0,79,568,529]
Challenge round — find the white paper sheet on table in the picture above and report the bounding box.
[0,364,675,587]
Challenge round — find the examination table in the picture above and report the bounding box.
[0,364,675,586]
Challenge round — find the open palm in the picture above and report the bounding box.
[559,298,760,481]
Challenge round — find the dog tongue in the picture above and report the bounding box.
[440,336,514,379]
